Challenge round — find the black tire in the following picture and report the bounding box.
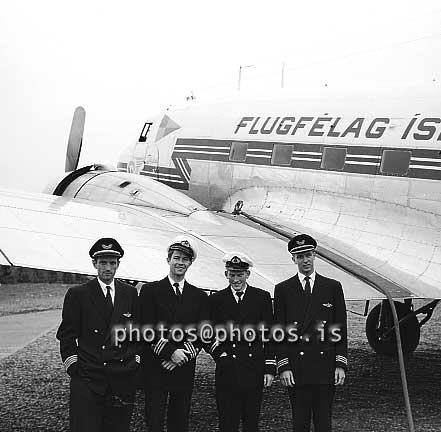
[366,301,420,356]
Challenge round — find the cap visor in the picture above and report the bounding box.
[93,251,121,258]
[169,245,193,258]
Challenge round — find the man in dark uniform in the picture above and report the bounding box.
[274,234,347,432]
[209,252,276,432]
[56,237,140,432]
[139,235,209,432]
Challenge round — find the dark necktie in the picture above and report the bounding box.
[304,276,312,297]
[236,291,244,304]
[173,282,182,299]
[105,286,113,318]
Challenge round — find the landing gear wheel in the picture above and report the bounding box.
[366,301,420,356]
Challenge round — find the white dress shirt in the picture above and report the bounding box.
[168,276,185,295]
[230,284,248,303]
[97,278,115,304]
[297,271,316,293]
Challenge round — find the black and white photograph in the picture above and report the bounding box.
[1,1,441,431]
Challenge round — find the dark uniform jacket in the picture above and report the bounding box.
[139,277,209,391]
[208,285,276,391]
[274,273,347,385]
[56,278,140,399]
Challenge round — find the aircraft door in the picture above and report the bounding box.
[144,141,159,180]
[206,142,237,210]
[128,122,159,179]
[207,161,232,210]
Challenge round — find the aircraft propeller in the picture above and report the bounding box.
[65,106,86,172]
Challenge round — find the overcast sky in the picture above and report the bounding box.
[1,0,441,192]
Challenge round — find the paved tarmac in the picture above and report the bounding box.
[0,309,61,359]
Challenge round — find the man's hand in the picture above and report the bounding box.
[280,370,295,387]
[264,374,274,388]
[335,367,345,385]
[161,360,177,371]
[171,349,191,366]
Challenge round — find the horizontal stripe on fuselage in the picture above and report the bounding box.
[173,138,441,180]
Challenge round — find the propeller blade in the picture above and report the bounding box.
[65,106,86,172]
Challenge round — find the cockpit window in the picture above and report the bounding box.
[229,142,248,162]
[380,149,411,175]
[139,122,153,143]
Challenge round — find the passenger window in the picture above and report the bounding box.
[321,147,347,170]
[271,144,293,166]
[380,150,411,175]
[229,142,248,162]
[139,122,152,143]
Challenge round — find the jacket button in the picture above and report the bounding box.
[94,329,98,333]
[103,362,107,366]
[248,343,252,347]
[102,345,105,350]
[232,344,236,348]
[300,352,304,356]
[320,351,324,355]
[249,353,252,358]
[120,359,124,362]
[232,354,236,359]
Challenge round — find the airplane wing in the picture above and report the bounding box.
[0,187,382,299]
[229,201,441,300]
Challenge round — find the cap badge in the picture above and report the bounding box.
[102,244,113,249]
[231,256,241,264]
[297,240,305,245]
[181,240,190,247]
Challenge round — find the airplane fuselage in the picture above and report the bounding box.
[117,87,441,299]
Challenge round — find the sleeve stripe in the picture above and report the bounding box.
[265,359,277,365]
[154,338,168,355]
[184,342,198,359]
[277,358,289,367]
[191,342,197,357]
[336,355,348,365]
[64,355,78,371]
[277,358,290,374]
[210,340,220,354]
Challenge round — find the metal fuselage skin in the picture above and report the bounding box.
[117,87,441,299]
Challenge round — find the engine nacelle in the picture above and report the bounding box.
[50,165,205,215]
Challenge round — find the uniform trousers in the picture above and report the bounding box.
[70,376,134,432]
[288,384,335,432]
[144,388,193,432]
[216,388,263,432]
